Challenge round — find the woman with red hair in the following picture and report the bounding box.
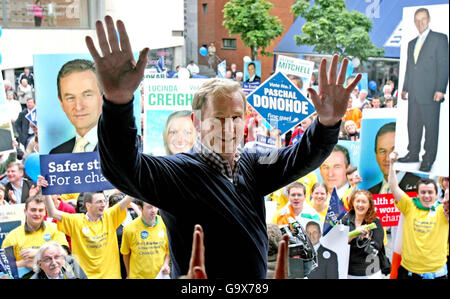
[342,190,386,279]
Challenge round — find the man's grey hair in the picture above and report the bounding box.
[32,241,67,273]
[192,78,246,119]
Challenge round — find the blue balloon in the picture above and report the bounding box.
[24,153,40,183]
[368,80,377,90]
[0,26,2,38]
[199,47,208,57]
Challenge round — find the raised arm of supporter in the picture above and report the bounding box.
[117,195,135,212]
[37,175,64,221]
[387,152,404,203]
[186,225,207,279]
[85,15,148,105]
[273,234,289,279]
[128,201,142,217]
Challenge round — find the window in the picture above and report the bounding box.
[223,39,237,50]
[172,30,184,37]
[0,0,91,28]
[202,3,207,14]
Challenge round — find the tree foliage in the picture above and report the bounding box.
[291,0,384,62]
[223,0,284,60]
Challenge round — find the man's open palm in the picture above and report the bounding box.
[85,16,149,104]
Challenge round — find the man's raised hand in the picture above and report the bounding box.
[307,54,362,127]
[85,16,149,104]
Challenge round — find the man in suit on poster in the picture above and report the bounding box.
[49,59,102,154]
[369,122,420,195]
[399,8,449,172]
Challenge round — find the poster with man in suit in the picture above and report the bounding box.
[395,5,449,176]
[34,54,141,194]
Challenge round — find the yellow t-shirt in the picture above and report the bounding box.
[57,204,126,279]
[395,193,449,274]
[1,221,68,262]
[120,215,169,279]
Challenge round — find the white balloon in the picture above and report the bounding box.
[178,68,190,79]
[243,56,252,63]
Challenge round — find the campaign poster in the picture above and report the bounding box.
[395,4,449,177]
[34,53,141,194]
[143,79,207,156]
[0,204,25,248]
[242,60,261,95]
[359,109,424,227]
[275,55,314,94]
[0,72,6,105]
[320,224,350,279]
[247,72,315,135]
[0,105,14,154]
[314,139,361,200]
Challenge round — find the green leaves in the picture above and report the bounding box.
[291,0,384,62]
[223,0,284,60]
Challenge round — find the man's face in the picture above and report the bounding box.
[385,100,394,108]
[141,202,159,223]
[418,183,437,208]
[288,187,305,210]
[359,91,367,101]
[25,201,46,229]
[384,87,392,96]
[198,92,245,160]
[6,165,23,184]
[167,116,196,154]
[414,11,430,34]
[247,64,256,77]
[375,131,395,179]
[38,247,64,279]
[59,70,102,137]
[86,193,107,219]
[320,151,348,190]
[345,122,357,134]
[21,79,28,87]
[306,224,321,246]
[372,99,381,108]
[26,99,35,110]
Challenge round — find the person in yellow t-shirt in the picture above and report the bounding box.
[40,176,134,279]
[310,182,329,222]
[1,196,69,271]
[121,200,170,279]
[388,152,449,279]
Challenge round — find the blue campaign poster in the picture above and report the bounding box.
[246,72,315,135]
[40,152,114,195]
[34,53,141,154]
[33,53,141,194]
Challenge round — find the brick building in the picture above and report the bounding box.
[197,0,296,81]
